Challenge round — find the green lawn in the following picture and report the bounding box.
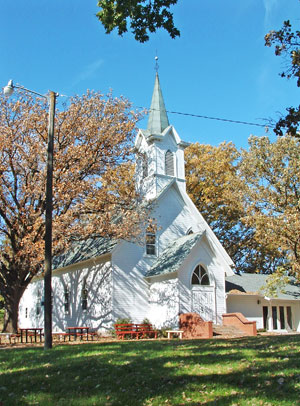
[0,335,300,406]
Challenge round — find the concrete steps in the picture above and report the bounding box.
[213,324,247,338]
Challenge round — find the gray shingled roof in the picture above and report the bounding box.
[145,232,203,278]
[53,237,117,271]
[226,273,300,300]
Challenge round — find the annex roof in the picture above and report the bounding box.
[145,232,203,278]
[226,273,300,300]
[53,237,117,271]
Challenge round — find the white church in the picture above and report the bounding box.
[19,74,300,334]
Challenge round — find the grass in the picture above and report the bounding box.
[0,335,300,406]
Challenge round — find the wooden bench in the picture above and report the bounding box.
[115,323,139,340]
[136,323,158,339]
[115,323,158,340]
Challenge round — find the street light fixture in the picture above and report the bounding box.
[3,80,58,350]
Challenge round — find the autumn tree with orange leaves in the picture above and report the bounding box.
[0,90,146,332]
[185,142,287,275]
[239,136,300,278]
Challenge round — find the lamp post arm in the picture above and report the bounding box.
[13,84,48,99]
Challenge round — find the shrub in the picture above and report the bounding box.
[141,318,151,325]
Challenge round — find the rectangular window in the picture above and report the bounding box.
[279,306,285,329]
[287,306,293,329]
[272,306,278,330]
[146,223,156,255]
[146,233,156,255]
[64,289,70,314]
[36,289,42,316]
[263,306,268,330]
[81,279,88,311]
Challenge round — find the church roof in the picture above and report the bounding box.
[226,273,300,300]
[145,232,203,278]
[53,237,117,271]
[147,73,169,134]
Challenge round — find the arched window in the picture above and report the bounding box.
[165,150,174,176]
[146,223,156,255]
[187,228,194,235]
[191,265,210,285]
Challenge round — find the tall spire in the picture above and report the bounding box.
[147,72,169,134]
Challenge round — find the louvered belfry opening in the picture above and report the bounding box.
[165,150,174,176]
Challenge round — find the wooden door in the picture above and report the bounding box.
[191,287,215,322]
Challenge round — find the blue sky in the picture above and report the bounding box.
[1,0,299,149]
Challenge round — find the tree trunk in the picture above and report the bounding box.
[2,289,24,333]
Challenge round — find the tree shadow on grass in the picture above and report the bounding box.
[0,336,300,405]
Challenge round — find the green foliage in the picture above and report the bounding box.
[96,0,180,42]
[265,16,300,136]
[1,336,300,405]
[158,325,173,338]
[260,267,291,298]
[114,317,132,325]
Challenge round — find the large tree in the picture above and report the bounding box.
[96,0,180,42]
[0,90,146,332]
[239,136,300,278]
[185,142,286,274]
[265,8,300,137]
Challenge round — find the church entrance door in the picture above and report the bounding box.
[191,286,215,322]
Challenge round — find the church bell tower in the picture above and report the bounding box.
[135,71,190,200]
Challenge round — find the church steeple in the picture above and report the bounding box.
[135,71,189,199]
[147,73,169,134]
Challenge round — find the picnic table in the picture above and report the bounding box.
[66,326,90,341]
[19,328,43,343]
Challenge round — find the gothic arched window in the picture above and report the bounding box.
[191,265,210,286]
[165,150,174,176]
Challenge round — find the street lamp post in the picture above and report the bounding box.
[3,80,58,350]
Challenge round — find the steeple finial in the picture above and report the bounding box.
[155,54,159,73]
[147,60,169,134]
